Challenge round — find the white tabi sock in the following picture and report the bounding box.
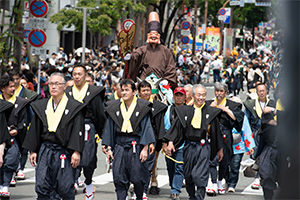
[85,183,93,194]
[217,180,223,189]
[0,185,3,192]
[3,186,8,193]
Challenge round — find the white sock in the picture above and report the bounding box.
[18,169,23,174]
[0,185,3,192]
[217,180,223,189]
[85,183,93,194]
[78,177,82,182]
[143,192,147,197]
[213,183,218,189]
[3,186,8,193]
[254,178,260,184]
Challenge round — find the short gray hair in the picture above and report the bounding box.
[192,84,206,96]
[49,72,66,84]
[214,82,228,93]
[184,84,193,90]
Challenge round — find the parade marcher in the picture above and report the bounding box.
[23,73,85,199]
[162,87,186,199]
[206,82,244,195]
[0,75,31,198]
[164,84,223,200]
[124,12,177,90]
[9,68,41,182]
[257,88,279,200]
[65,65,106,200]
[226,97,255,193]
[102,79,156,200]
[0,99,14,192]
[138,80,167,196]
[243,83,275,189]
[184,84,194,106]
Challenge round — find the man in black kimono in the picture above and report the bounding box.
[23,72,85,200]
[243,83,275,189]
[0,100,14,167]
[9,68,41,182]
[137,80,167,196]
[0,75,31,198]
[102,79,155,200]
[65,65,106,199]
[164,84,223,200]
[257,87,280,200]
[206,82,244,195]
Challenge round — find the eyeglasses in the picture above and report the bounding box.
[48,82,65,87]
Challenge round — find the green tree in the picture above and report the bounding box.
[49,0,145,51]
[0,0,23,77]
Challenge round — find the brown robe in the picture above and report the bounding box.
[125,44,177,88]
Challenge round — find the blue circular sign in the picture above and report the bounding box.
[181,36,190,44]
[28,29,47,47]
[219,8,226,16]
[30,0,49,18]
[182,21,190,30]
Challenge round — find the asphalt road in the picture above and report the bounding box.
[8,81,268,200]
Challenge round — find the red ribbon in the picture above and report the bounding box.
[223,134,226,144]
[162,83,171,90]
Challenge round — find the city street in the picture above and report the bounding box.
[9,82,267,200]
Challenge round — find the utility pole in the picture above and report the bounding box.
[202,0,207,51]
[192,0,197,55]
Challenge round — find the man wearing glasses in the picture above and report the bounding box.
[23,72,85,199]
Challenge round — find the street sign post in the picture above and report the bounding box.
[181,29,190,36]
[219,8,226,16]
[28,29,47,47]
[31,47,46,55]
[29,0,49,18]
[181,36,190,44]
[28,18,48,29]
[181,21,191,30]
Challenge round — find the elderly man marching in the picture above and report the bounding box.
[23,73,85,199]
[164,84,223,200]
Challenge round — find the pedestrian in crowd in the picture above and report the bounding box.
[102,79,155,200]
[162,87,186,199]
[65,65,106,200]
[164,84,224,200]
[211,56,223,83]
[23,72,85,199]
[0,75,31,198]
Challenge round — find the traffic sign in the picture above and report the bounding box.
[181,36,190,44]
[29,0,49,18]
[218,16,226,21]
[219,8,226,16]
[28,29,47,47]
[230,1,240,5]
[31,47,46,55]
[24,29,30,42]
[24,1,29,11]
[181,29,190,36]
[181,21,191,30]
[28,18,48,29]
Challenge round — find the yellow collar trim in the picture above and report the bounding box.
[214,97,227,108]
[274,99,284,121]
[120,96,137,133]
[114,91,119,100]
[191,103,205,129]
[0,94,17,104]
[14,85,22,97]
[46,93,68,132]
[255,97,269,118]
[72,82,88,103]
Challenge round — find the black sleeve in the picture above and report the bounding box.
[92,95,106,137]
[23,112,42,153]
[0,112,11,146]
[15,106,29,148]
[232,107,244,132]
[164,117,185,150]
[67,109,85,153]
[209,117,223,160]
